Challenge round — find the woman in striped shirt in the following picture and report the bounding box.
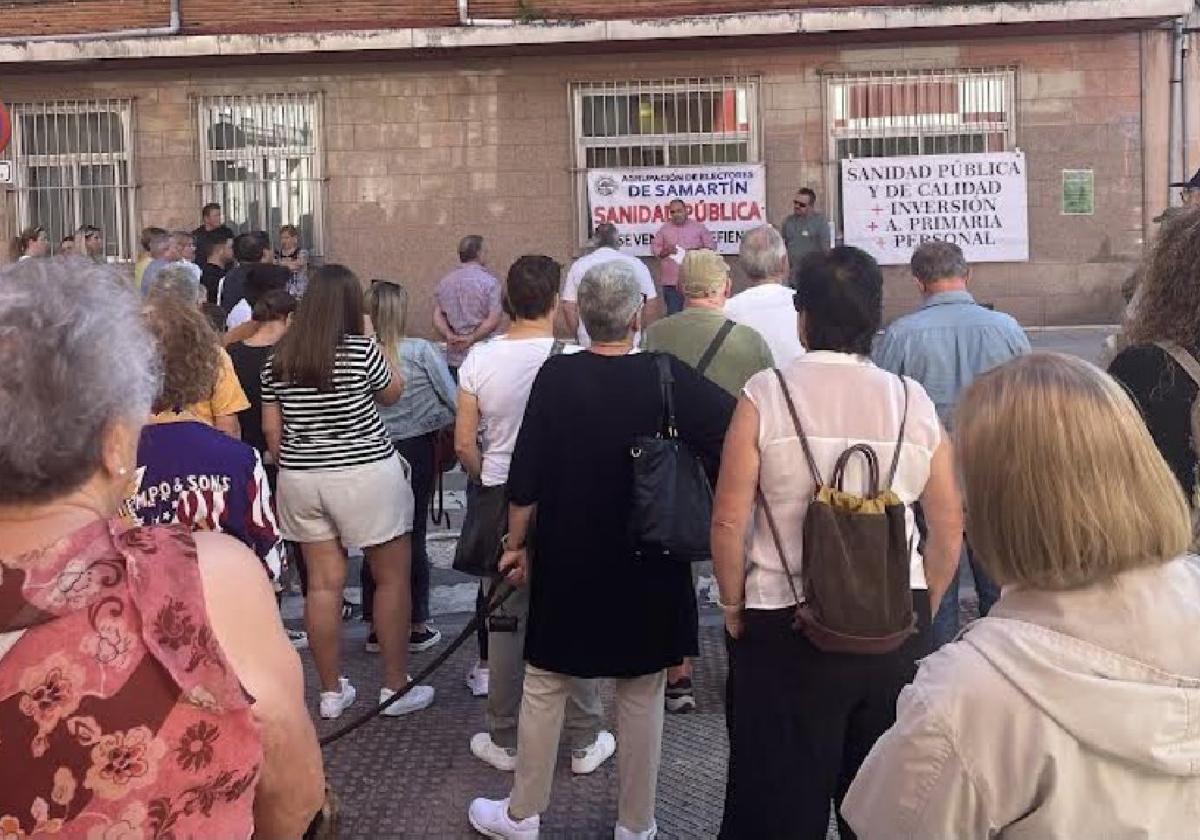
[262,264,435,720]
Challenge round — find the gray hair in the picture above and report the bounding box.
[911,240,969,284]
[739,225,788,281]
[458,234,484,263]
[146,264,202,304]
[577,259,642,343]
[0,258,160,503]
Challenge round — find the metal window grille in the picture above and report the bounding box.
[823,67,1017,234]
[196,92,325,255]
[570,76,761,246]
[4,98,136,261]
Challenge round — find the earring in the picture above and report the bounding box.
[117,468,129,477]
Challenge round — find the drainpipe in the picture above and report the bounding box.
[0,0,181,43]
[457,0,521,27]
[1170,18,1184,195]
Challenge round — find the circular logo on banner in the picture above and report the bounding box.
[0,104,10,155]
[595,175,618,197]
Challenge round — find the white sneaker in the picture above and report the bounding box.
[614,821,657,840]
[318,677,357,720]
[468,797,539,840]
[379,684,435,717]
[466,664,490,697]
[571,729,616,775]
[470,732,517,771]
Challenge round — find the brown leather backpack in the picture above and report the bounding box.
[759,368,917,654]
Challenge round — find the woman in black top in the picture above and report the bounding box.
[229,285,295,455]
[1109,209,1200,504]
[468,260,734,840]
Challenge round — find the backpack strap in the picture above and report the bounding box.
[771,368,823,487]
[757,489,804,608]
[1155,341,1200,388]
[884,378,911,491]
[654,353,678,438]
[696,319,736,376]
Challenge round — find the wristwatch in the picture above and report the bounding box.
[500,533,524,551]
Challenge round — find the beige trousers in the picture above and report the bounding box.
[509,665,666,833]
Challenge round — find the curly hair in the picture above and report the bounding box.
[1126,207,1200,347]
[142,292,221,414]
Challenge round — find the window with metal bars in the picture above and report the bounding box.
[571,77,761,244]
[823,67,1017,234]
[196,93,325,255]
[4,99,136,261]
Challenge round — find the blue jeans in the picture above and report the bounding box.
[662,285,684,315]
[930,542,1001,649]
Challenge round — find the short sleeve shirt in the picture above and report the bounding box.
[561,248,657,347]
[261,335,395,470]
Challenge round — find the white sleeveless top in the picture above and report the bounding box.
[742,351,943,610]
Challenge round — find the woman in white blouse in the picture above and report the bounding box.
[711,246,962,840]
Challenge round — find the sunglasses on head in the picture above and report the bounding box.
[370,278,403,288]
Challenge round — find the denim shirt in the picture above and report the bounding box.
[377,337,457,440]
[873,290,1030,430]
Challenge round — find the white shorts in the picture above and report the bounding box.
[277,454,414,548]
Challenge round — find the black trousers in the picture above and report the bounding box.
[361,433,435,624]
[720,593,931,840]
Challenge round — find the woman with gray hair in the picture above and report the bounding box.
[0,259,324,839]
[469,259,735,840]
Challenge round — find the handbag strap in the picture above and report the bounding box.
[771,368,823,486]
[884,378,911,491]
[696,319,736,376]
[1155,340,1200,387]
[757,489,804,608]
[654,353,678,438]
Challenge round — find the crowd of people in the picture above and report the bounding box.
[0,188,1198,840]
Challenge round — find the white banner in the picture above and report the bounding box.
[841,152,1029,265]
[586,165,767,256]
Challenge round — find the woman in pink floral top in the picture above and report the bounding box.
[0,258,324,839]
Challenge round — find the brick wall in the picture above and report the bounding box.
[468,0,916,20]
[0,0,944,38]
[0,31,1143,327]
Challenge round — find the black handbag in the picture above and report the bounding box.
[629,353,715,562]
[452,482,508,576]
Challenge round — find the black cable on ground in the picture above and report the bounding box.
[319,577,514,747]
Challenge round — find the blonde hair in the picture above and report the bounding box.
[364,280,408,372]
[956,353,1191,591]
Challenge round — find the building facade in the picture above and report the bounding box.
[0,0,1196,326]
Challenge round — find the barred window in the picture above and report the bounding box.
[824,67,1017,232]
[196,93,325,254]
[571,77,761,243]
[4,99,136,261]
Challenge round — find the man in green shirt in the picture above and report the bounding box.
[644,248,774,398]
[780,187,831,274]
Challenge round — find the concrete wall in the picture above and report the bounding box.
[0,30,1145,330]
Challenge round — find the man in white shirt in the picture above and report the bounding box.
[725,225,806,366]
[562,223,661,346]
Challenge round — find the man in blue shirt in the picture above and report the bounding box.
[874,240,1030,647]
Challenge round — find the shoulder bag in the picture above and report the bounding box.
[629,353,715,562]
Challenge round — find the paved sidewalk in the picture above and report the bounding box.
[304,612,732,839]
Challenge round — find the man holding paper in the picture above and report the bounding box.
[652,199,715,315]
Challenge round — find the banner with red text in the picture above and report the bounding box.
[841,152,1029,265]
[586,165,767,256]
